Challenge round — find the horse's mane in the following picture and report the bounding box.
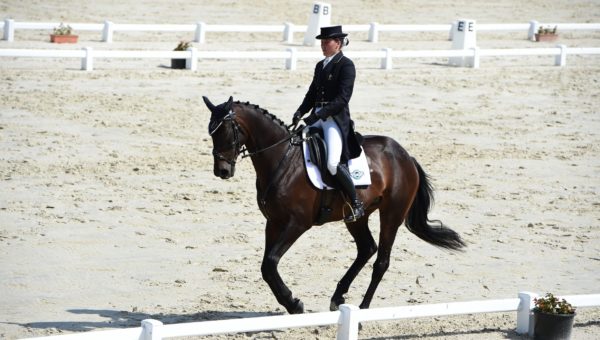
[235,101,290,132]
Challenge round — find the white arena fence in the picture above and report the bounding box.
[23,292,600,340]
[1,45,600,71]
[2,19,600,43]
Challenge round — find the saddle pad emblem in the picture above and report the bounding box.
[351,169,364,180]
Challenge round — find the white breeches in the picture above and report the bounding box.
[310,110,343,175]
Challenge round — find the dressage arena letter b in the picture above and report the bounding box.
[304,2,332,46]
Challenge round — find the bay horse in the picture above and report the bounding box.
[203,96,465,314]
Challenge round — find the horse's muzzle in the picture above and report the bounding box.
[214,165,235,179]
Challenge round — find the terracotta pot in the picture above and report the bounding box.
[534,310,575,340]
[535,33,558,42]
[171,58,187,69]
[50,34,78,44]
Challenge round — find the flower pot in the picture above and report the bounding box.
[50,34,78,44]
[171,58,186,69]
[534,311,575,340]
[535,33,558,42]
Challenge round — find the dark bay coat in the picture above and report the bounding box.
[297,52,362,162]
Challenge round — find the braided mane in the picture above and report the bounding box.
[235,101,290,132]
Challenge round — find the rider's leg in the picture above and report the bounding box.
[322,117,364,222]
[322,117,343,175]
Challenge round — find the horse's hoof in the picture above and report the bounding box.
[289,298,304,314]
[329,298,344,311]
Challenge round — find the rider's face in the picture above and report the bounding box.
[321,38,341,57]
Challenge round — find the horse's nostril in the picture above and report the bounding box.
[219,169,230,178]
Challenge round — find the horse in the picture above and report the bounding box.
[203,96,465,314]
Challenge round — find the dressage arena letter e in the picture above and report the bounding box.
[457,21,475,32]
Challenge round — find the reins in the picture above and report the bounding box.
[211,110,303,163]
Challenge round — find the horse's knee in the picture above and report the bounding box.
[373,257,390,277]
[367,244,378,258]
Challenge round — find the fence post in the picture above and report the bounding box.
[286,47,297,70]
[141,319,163,340]
[187,47,198,71]
[3,18,15,42]
[336,304,359,340]
[102,20,114,42]
[380,48,392,70]
[368,22,379,43]
[283,22,294,43]
[195,21,206,43]
[516,291,538,336]
[528,20,539,41]
[472,46,480,68]
[555,44,567,66]
[81,47,94,71]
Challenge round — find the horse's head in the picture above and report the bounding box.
[203,96,246,179]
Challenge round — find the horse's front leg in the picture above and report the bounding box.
[261,220,308,314]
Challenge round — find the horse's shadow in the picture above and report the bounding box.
[20,309,279,333]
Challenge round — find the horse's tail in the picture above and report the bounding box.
[405,158,466,251]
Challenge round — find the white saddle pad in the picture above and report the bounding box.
[302,127,371,190]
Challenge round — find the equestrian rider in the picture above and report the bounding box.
[292,25,365,222]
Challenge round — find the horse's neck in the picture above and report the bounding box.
[237,108,294,184]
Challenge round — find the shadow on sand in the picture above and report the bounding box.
[18,308,279,333]
[14,309,600,339]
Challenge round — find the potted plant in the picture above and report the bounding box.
[50,23,78,43]
[535,26,558,42]
[171,41,191,69]
[533,293,576,340]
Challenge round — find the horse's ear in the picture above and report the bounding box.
[225,96,234,111]
[202,96,216,112]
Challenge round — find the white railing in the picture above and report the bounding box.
[22,292,600,340]
[2,19,600,43]
[1,45,600,71]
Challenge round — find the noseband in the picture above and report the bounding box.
[209,111,243,166]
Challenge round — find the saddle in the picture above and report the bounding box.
[302,127,371,190]
[302,126,372,225]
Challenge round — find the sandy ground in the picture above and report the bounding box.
[1,1,600,339]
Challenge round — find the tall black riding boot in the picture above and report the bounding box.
[335,163,365,222]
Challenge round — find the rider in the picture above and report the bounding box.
[292,25,364,222]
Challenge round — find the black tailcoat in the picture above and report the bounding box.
[297,52,362,162]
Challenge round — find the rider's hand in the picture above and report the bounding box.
[303,114,319,126]
[292,111,303,125]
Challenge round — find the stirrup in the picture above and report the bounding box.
[343,201,364,223]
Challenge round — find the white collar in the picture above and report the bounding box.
[323,52,339,66]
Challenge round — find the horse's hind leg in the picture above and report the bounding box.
[358,219,401,309]
[330,220,378,311]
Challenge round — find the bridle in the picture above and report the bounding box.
[209,107,304,217]
[209,110,302,166]
[209,110,242,166]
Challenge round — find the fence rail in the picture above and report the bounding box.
[23,292,600,340]
[2,19,600,43]
[1,45,599,71]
